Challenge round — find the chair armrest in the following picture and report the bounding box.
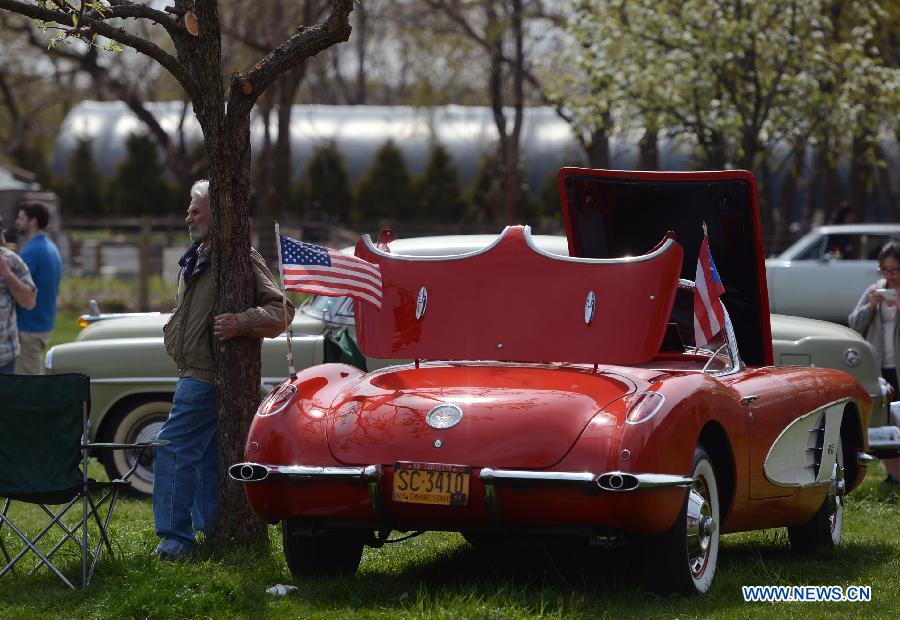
[81,440,170,483]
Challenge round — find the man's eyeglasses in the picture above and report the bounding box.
[879,268,900,276]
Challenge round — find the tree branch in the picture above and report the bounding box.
[89,0,182,39]
[235,0,352,102]
[0,0,200,100]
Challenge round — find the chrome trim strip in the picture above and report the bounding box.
[362,226,513,261]
[479,468,596,484]
[480,468,693,491]
[523,227,677,264]
[228,462,383,483]
[631,473,695,489]
[277,464,383,481]
[597,471,695,491]
[361,225,677,265]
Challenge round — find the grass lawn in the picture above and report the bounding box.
[0,464,897,618]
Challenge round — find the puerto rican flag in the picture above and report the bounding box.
[693,235,726,348]
[279,234,382,308]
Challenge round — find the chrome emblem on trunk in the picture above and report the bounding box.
[584,291,596,325]
[416,287,428,320]
[426,404,463,429]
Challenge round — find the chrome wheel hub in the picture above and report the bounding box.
[827,459,845,532]
[686,478,717,575]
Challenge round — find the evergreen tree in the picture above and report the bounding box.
[413,143,466,222]
[55,138,104,216]
[353,140,415,222]
[105,132,174,215]
[532,170,564,233]
[466,153,505,225]
[305,142,351,222]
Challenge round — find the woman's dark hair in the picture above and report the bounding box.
[829,202,854,225]
[878,241,900,264]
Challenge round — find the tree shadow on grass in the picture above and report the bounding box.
[292,533,897,616]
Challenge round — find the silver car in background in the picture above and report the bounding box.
[766,224,900,323]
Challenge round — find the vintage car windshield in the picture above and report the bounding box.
[777,229,900,261]
[300,295,355,327]
[777,232,824,260]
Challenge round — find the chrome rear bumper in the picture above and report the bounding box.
[229,462,382,483]
[230,462,692,491]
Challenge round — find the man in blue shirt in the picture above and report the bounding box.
[14,202,62,374]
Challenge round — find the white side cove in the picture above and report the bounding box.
[764,399,848,487]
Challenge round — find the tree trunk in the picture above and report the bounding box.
[849,132,872,220]
[637,126,658,170]
[207,109,268,550]
[254,91,277,261]
[586,125,610,169]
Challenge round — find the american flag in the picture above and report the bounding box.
[693,234,726,348]
[279,234,382,308]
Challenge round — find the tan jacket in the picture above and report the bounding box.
[163,244,294,383]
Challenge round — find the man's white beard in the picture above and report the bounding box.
[189,225,208,242]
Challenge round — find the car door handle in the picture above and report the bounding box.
[740,395,760,406]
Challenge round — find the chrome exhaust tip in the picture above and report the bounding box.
[228,462,270,483]
[597,472,639,491]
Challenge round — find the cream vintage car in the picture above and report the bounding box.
[46,235,897,495]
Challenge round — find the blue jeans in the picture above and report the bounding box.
[0,358,15,374]
[153,378,218,553]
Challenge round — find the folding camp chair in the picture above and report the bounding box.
[0,373,163,588]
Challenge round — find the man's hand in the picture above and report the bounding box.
[214,313,241,342]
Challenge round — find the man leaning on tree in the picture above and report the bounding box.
[15,202,62,375]
[153,179,295,561]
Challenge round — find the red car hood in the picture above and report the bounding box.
[326,364,646,468]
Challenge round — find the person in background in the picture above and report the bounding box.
[152,180,295,561]
[848,241,900,488]
[826,201,857,259]
[0,215,37,374]
[14,202,62,374]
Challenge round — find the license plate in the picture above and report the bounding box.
[392,462,470,506]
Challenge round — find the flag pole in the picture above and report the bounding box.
[275,221,296,378]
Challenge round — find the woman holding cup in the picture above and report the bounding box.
[849,241,900,488]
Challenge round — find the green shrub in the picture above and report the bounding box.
[55,138,104,217]
[413,143,466,222]
[105,133,176,215]
[353,140,416,222]
[306,142,352,222]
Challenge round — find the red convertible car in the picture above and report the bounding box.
[230,169,871,595]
